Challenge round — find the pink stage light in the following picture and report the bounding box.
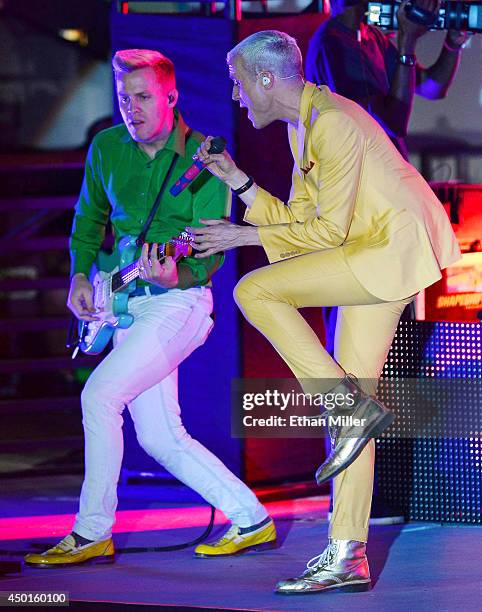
[0,497,329,542]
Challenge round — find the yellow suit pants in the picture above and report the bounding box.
[234,246,413,542]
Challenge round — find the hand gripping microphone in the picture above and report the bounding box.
[170,136,226,196]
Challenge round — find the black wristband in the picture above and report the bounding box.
[398,53,417,66]
[232,176,254,196]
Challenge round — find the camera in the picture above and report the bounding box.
[366,1,482,32]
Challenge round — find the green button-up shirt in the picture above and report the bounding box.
[69,109,229,289]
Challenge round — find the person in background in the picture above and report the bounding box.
[306,0,468,161]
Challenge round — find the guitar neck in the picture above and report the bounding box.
[110,242,186,293]
[110,244,162,293]
[111,259,141,293]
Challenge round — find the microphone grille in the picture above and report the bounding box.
[208,136,227,154]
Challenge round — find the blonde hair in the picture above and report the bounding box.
[227,30,303,80]
[112,49,176,89]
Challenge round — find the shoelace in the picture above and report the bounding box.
[321,411,340,450]
[56,535,77,552]
[328,421,340,450]
[213,525,239,546]
[305,541,338,573]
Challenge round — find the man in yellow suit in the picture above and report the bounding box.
[189,30,460,594]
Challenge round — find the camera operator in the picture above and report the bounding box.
[306,0,468,160]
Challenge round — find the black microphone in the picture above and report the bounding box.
[170,136,226,196]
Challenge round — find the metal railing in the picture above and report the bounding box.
[116,0,325,21]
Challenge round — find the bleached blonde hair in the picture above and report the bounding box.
[112,49,176,89]
[227,30,303,80]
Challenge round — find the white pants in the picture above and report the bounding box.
[73,286,267,541]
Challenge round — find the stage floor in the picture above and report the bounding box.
[0,476,481,611]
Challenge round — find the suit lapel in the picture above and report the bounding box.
[298,83,319,175]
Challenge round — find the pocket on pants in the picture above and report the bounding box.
[166,300,214,362]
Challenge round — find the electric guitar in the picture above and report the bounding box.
[77,232,193,355]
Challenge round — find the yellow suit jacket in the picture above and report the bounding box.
[244,82,461,302]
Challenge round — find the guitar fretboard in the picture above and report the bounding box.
[111,244,165,292]
[111,261,139,292]
[109,232,192,294]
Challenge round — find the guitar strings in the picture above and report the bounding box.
[111,235,192,292]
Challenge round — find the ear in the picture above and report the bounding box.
[259,71,274,90]
[167,88,179,107]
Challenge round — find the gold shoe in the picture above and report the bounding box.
[275,539,371,594]
[316,374,394,485]
[194,518,277,558]
[24,534,115,568]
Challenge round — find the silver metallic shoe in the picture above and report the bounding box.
[316,374,394,485]
[275,539,371,595]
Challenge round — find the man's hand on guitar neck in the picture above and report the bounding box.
[139,243,179,289]
[68,273,100,321]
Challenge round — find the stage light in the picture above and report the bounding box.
[58,28,88,46]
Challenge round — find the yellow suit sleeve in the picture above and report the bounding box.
[248,111,366,263]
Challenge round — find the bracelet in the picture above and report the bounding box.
[232,176,254,195]
[443,39,464,52]
[398,54,417,67]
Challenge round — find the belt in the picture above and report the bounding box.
[129,285,216,321]
[129,284,207,297]
[129,285,169,297]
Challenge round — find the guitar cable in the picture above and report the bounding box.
[112,504,216,554]
[0,505,216,558]
[66,314,80,357]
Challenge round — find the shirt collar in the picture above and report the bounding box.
[299,81,319,130]
[119,108,188,158]
[164,108,188,157]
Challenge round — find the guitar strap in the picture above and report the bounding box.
[135,127,193,248]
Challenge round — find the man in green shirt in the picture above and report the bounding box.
[24,49,275,568]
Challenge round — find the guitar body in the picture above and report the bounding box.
[77,233,193,355]
[78,236,138,355]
